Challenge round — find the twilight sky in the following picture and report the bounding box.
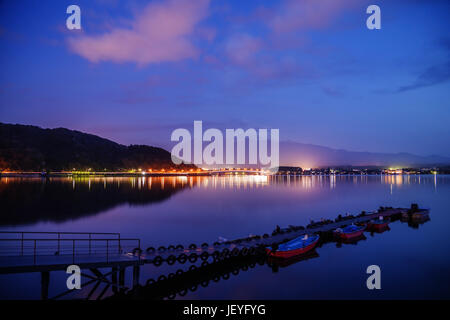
[0,0,449,156]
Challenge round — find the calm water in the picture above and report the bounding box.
[0,175,449,299]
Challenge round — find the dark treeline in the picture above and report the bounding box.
[0,123,194,171]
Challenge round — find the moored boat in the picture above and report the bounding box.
[367,216,390,231]
[333,224,365,240]
[266,234,319,258]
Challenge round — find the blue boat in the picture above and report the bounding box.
[334,224,365,239]
[266,234,320,258]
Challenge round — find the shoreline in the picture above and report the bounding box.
[0,172,446,178]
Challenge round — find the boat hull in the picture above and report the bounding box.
[367,222,389,231]
[266,238,319,258]
[335,228,365,240]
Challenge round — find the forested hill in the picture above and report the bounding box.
[0,123,193,171]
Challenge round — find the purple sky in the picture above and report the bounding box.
[0,0,449,156]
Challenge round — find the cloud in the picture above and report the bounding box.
[268,0,362,33]
[396,61,450,92]
[225,34,263,65]
[67,0,210,65]
[396,38,450,92]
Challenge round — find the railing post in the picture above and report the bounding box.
[21,232,24,256]
[118,234,121,253]
[57,233,60,254]
[34,240,36,265]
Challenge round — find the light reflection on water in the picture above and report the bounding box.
[0,175,449,299]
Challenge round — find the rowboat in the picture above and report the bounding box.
[367,216,390,231]
[266,234,319,258]
[333,224,365,240]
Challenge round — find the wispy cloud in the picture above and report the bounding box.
[396,38,450,92]
[396,62,450,92]
[268,0,362,33]
[67,0,210,65]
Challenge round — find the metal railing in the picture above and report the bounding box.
[0,231,140,263]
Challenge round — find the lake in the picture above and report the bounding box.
[0,175,449,299]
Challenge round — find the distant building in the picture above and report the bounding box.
[277,166,303,175]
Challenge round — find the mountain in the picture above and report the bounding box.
[280,141,450,168]
[0,123,194,171]
[1,123,448,171]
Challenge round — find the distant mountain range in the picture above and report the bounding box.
[1,123,448,171]
[0,123,194,171]
[280,141,450,168]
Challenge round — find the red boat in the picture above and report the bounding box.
[333,224,365,240]
[367,217,390,231]
[266,234,320,258]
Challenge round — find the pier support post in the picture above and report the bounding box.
[119,266,125,293]
[132,265,140,289]
[41,271,50,300]
[112,266,118,294]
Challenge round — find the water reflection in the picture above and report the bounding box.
[0,177,188,226]
[0,175,448,299]
[0,175,443,226]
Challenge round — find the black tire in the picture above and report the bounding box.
[201,261,209,267]
[200,280,209,287]
[167,255,176,265]
[146,247,156,253]
[241,247,248,256]
[168,245,176,251]
[153,256,163,266]
[188,253,198,263]
[200,252,209,261]
[176,269,184,276]
[176,244,184,250]
[189,243,197,250]
[158,246,166,252]
[146,278,156,286]
[189,265,197,272]
[158,275,167,282]
[178,253,188,264]
[213,242,220,247]
[167,293,176,300]
[201,242,209,248]
[178,288,188,296]
[168,273,175,279]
